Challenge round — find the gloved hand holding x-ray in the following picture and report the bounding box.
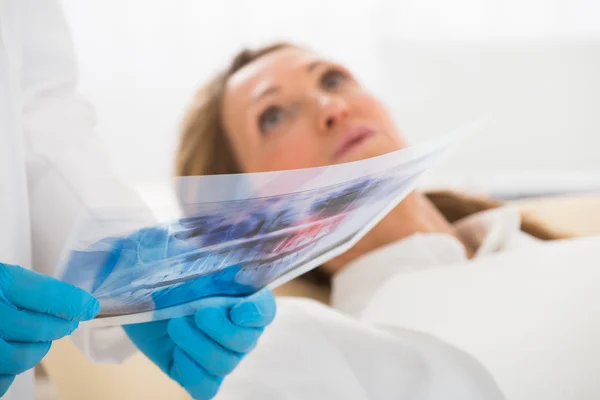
[124,289,275,399]
[0,264,100,397]
[54,123,475,327]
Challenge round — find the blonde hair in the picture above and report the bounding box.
[175,42,293,177]
[174,43,569,284]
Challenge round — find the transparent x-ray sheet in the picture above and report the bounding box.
[55,121,482,327]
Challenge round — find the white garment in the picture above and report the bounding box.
[0,1,147,399]
[217,208,530,399]
[218,298,505,400]
[358,213,600,399]
[219,206,600,399]
[331,206,535,316]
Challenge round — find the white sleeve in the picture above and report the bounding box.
[217,299,371,400]
[217,298,504,400]
[20,0,153,363]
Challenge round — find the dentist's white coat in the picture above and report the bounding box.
[0,1,141,399]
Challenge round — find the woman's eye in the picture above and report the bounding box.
[258,106,284,134]
[321,69,347,90]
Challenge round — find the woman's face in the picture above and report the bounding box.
[221,47,408,173]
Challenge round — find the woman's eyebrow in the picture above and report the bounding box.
[252,61,325,103]
[253,86,280,102]
[307,61,324,73]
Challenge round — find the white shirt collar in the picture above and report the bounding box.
[454,206,522,257]
[331,207,524,316]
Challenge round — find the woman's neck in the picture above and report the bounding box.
[323,191,475,275]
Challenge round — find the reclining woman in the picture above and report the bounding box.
[174,42,581,399]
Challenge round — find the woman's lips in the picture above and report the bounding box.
[332,126,376,161]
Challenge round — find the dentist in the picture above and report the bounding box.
[0,1,276,399]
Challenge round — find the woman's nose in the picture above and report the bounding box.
[317,94,349,133]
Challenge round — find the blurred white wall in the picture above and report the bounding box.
[60,0,600,196]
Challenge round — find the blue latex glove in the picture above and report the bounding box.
[0,263,100,397]
[124,289,276,400]
[62,224,277,399]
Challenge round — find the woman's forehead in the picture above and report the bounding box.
[225,48,324,102]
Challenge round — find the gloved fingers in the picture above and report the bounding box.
[167,317,242,377]
[122,320,175,375]
[123,319,172,349]
[0,301,79,342]
[0,374,16,397]
[229,289,276,328]
[0,263,99,321]
[194,306,263,353]
[169,347,223,400]
[0,339,51,375]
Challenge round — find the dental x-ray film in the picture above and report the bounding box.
[54,121,482,327]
